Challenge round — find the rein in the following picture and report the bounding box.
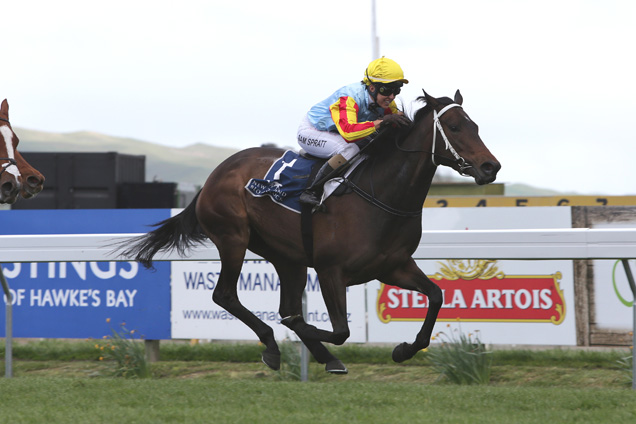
[342,102,471,217]
[344,178,422,217]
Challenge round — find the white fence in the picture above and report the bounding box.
[2,228,636,387]
[3,228,636,262]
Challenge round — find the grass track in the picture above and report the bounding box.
[1,378,635,423]
[1,341,635,423]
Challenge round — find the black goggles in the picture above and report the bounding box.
[376,83,402,96]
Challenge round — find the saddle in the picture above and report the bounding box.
[245,150,357,214]
[245,149,364,266]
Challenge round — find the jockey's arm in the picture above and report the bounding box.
[329,96,378,142]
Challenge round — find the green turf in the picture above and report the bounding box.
[0,378,634,424]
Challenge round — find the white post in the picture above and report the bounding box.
[0,266,12,378]
[371,0,379,59]
[300,289,309,382]
[621,260,636,390]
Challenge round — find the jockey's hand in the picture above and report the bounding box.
[380,114,412,129]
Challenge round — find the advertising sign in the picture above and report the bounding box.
[0,209,171,339]
[590,222,636,331]
[368,207,577,345]
[592,258,635,331]
[377,261,566,324]
[171,260,366,342]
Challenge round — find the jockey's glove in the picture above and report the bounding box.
[380,114,412,129]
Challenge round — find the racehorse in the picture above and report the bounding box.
[121,90,501,373]
[0,99,45,203]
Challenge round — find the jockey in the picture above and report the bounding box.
[297,56,412,206]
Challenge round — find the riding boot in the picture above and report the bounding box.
[299,161,334,206]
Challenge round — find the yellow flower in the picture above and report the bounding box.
[99,357,104,361]
[94,344,99,349]
[431,336,436,341]
[130,330,136,334]
[111,346,116,350]
[106,318,111,323]
[100,346,105,351]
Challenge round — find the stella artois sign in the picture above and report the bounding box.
[377,260,566,324]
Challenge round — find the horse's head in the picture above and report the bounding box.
[417,90,501,185]
[0,100,45,201]
[0,99,21,204]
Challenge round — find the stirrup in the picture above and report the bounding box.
[299,190,321,206]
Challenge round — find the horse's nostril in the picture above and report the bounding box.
[1,181,17,195]
[27,175,44,188]
[481,161,500,176]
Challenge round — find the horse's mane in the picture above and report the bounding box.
[366,94,455,157]
[412,95,455,123]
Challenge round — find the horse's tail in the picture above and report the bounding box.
[119,190,207,269]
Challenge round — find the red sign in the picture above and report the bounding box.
[376,261,566,325]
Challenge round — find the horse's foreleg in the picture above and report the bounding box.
[275,263,347,374]
[381,259,443,363]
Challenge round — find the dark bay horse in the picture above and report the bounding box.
[122,90,501,373]
[0,99,46,203]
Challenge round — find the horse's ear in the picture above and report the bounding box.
[454,90,463,105]
[422,89,437,107]
[1,99,8,118]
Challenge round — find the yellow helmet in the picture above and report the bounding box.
[363,57,409,85]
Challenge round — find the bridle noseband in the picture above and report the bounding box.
[431,104,472,175]
[0,117,19,178]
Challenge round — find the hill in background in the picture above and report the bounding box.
[14,127,562,196]
[15,127,243,187]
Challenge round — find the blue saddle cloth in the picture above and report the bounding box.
[245,150,318,213]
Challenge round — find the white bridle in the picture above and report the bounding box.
[431,103,470,174]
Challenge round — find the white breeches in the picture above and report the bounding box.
[297,115,360,160]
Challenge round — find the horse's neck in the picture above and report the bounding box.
[366,116,435,208]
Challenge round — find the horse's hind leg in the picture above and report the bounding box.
[274,262,348,374]
[381,259,443,363]
[210,239,281,370]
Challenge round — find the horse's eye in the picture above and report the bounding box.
[449,125,459,132]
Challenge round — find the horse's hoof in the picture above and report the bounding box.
[325,359,348,374]
[261,351,281,371]
[392,342,414,363]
